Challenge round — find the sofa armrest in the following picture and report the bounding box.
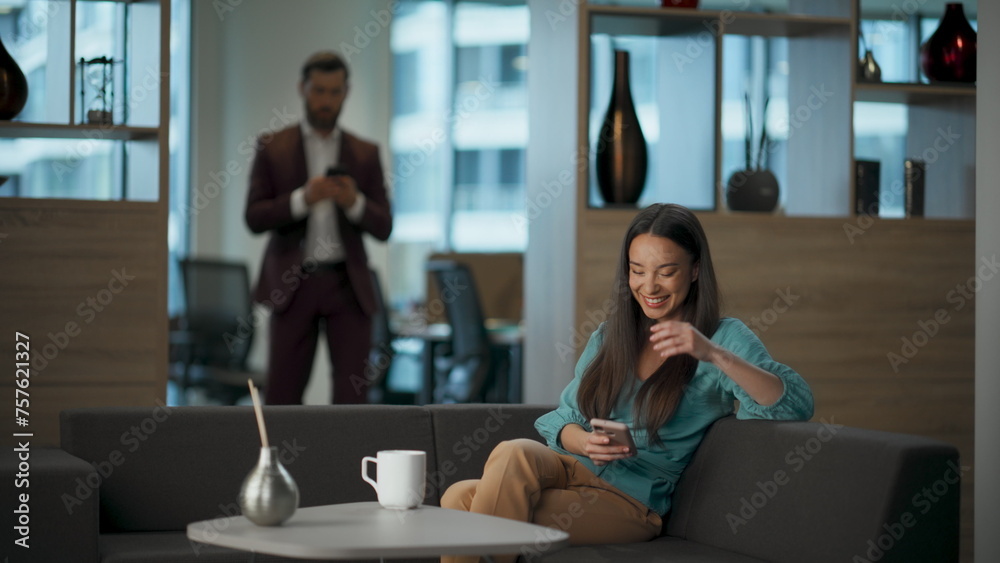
[2,447,99,563]
[666,418,960,563]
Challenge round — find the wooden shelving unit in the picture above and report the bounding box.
[0,0,170,446]
[0,122,159,141]
[855,81,977,104]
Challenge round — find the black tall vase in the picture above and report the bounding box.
[0,34,29,120]
[595,50,647,206]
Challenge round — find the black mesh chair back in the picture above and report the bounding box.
[178,259,255,386]
[426,260,492,402]
[367,268,394,399]
[173,258,264,405]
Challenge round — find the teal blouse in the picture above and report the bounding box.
[534,318,814,517]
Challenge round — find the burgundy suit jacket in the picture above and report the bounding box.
[244,124,392,316]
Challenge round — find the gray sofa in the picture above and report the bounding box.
[2,404,959,563]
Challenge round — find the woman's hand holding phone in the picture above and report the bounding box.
[586,418,637,466]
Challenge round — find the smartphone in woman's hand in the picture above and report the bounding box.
[590,418,637,455]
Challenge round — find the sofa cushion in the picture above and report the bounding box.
[425,404,552,499]
[665,417,960,563]
[61,405,438,533]
[539,536,767,562]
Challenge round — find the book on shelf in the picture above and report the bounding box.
[904,159,925,219]
[855,159,880,216]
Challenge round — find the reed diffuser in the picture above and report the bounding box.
[726,91,779,213]
[238,380,299,526]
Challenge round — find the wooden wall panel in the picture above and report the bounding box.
[0,200,167,446]
[574,209,974,560]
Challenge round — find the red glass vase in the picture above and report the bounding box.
[0,34,30,120]
[920,3,977,83]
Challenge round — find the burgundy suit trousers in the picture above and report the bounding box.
[265,264,372,404]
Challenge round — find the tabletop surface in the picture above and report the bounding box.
[187,501,570,559]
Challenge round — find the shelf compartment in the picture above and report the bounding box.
[587,5,850,38]
[854,82,977,105]
[0,122,159,141]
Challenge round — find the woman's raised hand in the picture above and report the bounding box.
[649,321,720,363]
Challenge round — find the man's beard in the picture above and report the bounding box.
[305,104,339,131]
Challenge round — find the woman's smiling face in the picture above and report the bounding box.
[628,233,699,322]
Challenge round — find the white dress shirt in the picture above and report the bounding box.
[290,121,367,264]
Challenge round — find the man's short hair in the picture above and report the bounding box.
[301,51,350,84]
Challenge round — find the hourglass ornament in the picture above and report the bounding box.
[78,56,118,125]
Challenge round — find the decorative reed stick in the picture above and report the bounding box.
[757,95,770,171]
[248,379,269,448]
[743,92,753,170]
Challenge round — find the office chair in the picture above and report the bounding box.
[173,258,265,405]
[426,260,493,403]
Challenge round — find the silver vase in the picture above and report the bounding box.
[858,50,882,83]
[238,446,299,526]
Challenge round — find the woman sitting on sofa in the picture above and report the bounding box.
[440,203,814,563]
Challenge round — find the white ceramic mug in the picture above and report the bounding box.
[361,450,426,509]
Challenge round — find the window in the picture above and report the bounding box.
[389,0,528,306]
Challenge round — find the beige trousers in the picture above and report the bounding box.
[439,439,662,563]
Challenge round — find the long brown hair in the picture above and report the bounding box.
[577,204,722,446]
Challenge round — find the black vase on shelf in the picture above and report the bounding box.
[0,34,29,120]
[726,92,779,213]
[920,2,977,83]
[726,169,779,213]
[595,49,647,207]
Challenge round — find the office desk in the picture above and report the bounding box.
[393,320,523,405]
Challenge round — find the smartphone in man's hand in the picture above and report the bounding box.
[590,418,637,454]
[326,165,350,178]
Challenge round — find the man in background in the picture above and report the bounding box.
[245,51,392,404]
